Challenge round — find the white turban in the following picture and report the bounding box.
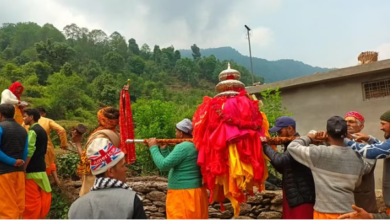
[176,118,193,135]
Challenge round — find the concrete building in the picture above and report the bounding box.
[246,59,390,189]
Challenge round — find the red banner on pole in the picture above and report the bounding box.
[119,82,136,163]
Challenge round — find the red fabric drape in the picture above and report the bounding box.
[119,88,136,163]
[192,91,267,215]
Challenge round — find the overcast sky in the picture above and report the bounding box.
[1,0,390,68]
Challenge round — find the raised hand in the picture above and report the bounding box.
[338,205,373,219]
[307,130,317,140]
[353,133,370,142]
[147,138,158,148]
[160,144,168,149]
[71,129,82,144]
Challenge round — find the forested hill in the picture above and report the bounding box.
[180,46,333,83]
[0,22,262,123]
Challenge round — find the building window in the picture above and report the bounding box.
[363,79,390,100]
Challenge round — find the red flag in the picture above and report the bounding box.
[119,87,136,163]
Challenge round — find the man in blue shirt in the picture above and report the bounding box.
[344,110,390,159]
[344,109,390,215]
[0,103,28,219]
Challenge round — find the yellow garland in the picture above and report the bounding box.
[76,149,91,177]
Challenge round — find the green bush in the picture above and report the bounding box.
[57,153,80,179]
[48,187,71,219]
[260,87,292,179]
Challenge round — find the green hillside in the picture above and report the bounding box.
[0,22,262,123]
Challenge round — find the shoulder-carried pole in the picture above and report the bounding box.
[126,135,328,145]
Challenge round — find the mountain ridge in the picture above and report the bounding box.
[179,46,334,83]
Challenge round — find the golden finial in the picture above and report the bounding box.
[124,79,131,91]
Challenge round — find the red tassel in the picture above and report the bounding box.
[220,202,225,212]
[120,89,136,163]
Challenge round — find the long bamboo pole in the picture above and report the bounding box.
[126,135,328,145]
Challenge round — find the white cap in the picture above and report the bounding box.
[87,138,125,175]
[176,118,193,135]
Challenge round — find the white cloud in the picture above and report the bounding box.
[376,43,390,60]
[249,27,275,48]
[0,0,280,55]
[0,0,102,31]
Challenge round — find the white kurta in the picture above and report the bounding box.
[1,89,19,105]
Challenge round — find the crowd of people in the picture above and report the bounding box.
[263,111,390,219]
[1,81,390,219]
[1,82,69,219]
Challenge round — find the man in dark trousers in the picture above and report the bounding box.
[263,116,315,219]
[0,104,28,219]
[344,111,377,213]
[344,109,390,216]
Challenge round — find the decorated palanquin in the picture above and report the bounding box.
[192,63,270,216]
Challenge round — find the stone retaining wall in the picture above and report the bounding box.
[61,176,387,219]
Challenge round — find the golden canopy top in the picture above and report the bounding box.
[219,62,241,81]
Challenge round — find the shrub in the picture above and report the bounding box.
[48,187,71,219]
[56,153,80,180]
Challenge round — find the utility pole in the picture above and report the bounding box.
[244,25,255,85]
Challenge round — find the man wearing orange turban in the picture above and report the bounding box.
[72,107,120,197]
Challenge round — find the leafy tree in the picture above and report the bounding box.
[103,51,124,73]
[2,46,14,60]
[88,29,108,44]
[260,87,292,134]
[0,23,16,51]
[132,99,177,175]
[174,58,200,86]
[46,72,92,119]
[61,62,73,76]
[127,55,145,75]
[191,44,201,60]
[81,60,102,83]
[0,77,11,92]
[90,73,118,106]
[20,47,38,62]
[128,38,139,55]
[11,22,41,55]
[109,31,127,58]
[1,63,24,82]
[198,55,217,81]
[22,74,45,98]
[40,23,66,42]
[140,43,151,60]
[152,45,162,63]
[35,39,75,72]
[161,46,177,68]
[33,61,53,85]
[174,50,181,61]
[63,23,82,40]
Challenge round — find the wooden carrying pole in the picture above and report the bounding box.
[126,135,328,145]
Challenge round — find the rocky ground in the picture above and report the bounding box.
[60,176,387,219]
